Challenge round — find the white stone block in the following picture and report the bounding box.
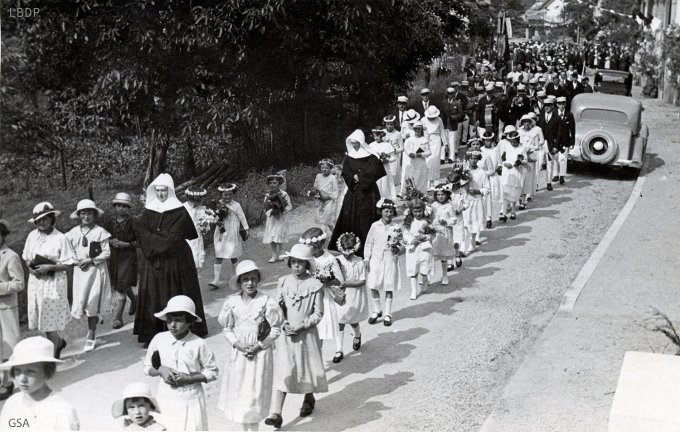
[609,351,680,432]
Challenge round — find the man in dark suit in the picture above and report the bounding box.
[395,95,409,129]
[555,96,575,185]
[444,83,467,161]
[535,96,562,191]
[475,84,497,138]
[581,76,593,93]
[414,88,435,118]
[545,74,566,99]
[565,71,583,109]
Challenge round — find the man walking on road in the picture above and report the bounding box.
[555,96,575,185]
[536,96,562,191]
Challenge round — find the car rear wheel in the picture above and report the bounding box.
[580,130,618,164]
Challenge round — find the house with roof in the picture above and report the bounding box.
[523,0,567,39]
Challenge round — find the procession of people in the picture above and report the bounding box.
[0,41,613,431]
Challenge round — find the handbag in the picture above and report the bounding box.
[30,254,56,277]
[88,241,102,259]
[257,316,271,342]
[239,222,248,242]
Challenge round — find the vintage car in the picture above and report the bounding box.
[593,69,633,96]
[568,93,648,173]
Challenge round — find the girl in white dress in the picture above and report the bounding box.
[518,113,544,205]
[402,198,435,300]
[448,173,469,266]
[383,115,403,187]
[66,199,112,353]
[430,185,456,284]
[300,228,344,353]
[183,187,207,269]
[0,337,79,431]
[211,183,249,288]
[401,121,431,196]
[262,175,292,263]
[364,199,403,327]
[332,232,369,364]
[218,261,283,431]
[497,126,529,222]
[312,159,339,237]
[464,153,491,253]
[333,164,346,225]
[368,127,397,200]
[480,132,503,228]
[144,296,218,431]
[22,202,75,359]
[423,105,446,188]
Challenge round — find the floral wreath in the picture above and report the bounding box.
[377,198,396,210]
[217,183,238,193]
[336,232,361,255]
[318,158,334,168]
[185,187,207,197]
[298,232,327,245]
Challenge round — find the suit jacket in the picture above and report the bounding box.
[412,98,443,118]
[545,83,566,98]
[395,108,409,130]
[582,84,594,93]
[557,109,575,148]
[536,110,562,152]
[443,94,467,129]
[566,81,583,104]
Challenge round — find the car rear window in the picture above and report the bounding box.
[597,73,627,84]
[580,108,628,124]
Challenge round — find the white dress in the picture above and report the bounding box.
[184,203,206,268]
[144,331,218,432]
[214,201,249,259]
[519,126,544,194]
[217,291,283,424]
[364,220,403,292]
[384,129,404,185]
[65,225,112,319]
[423,116,446,182]
[335,254,369,324]
[0,391,79,431]
[401,136,431,194]
[402,218,434,277]
[314,250,343,341]
[262,191,292,244]
[480,145,503,215]
[464,168,490,234]
[22,229,75,332]
[450,191,469,245]
[368,141,397,200]
[430,202,456,259]
[313,173,339,226]
[497,139,528,202]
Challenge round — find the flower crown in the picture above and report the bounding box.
[185,187,207,197]
[376,198,396,209]
[336,232,361,255]
[298,232,327,245]
[318,158,334,168]
[217,184,237,193]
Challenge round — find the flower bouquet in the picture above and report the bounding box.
[398,177,425,202]
[378,152,391,163]
[209,200,230,233]
[314,261,345,305]
[195,208,218,236]
[306,188,322,200]
[514,154,524,167]
[313,263,336,284]
[417,223,437,251]
[264,192,287,218]
[386,226,404,255]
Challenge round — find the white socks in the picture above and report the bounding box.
[441,261,449,285]
[370,290,382,314]
[336,329,344,352]
[385,296,393,316]
[212,263,222,284]
[410,278,418,300]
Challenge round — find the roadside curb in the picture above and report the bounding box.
[559,156,649,313]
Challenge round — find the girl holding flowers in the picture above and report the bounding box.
[311,159,339,238]
[464,152,491,253]
[383,115,404,187]
[364,199,403,326]
[448,173,469,268]
[333,232,368,363]
[183,186,209,269]
[402,198,435,300]
[368,127,397,201]
[263,175,292,263]
[430,184,456,284]
[211,183,249,288]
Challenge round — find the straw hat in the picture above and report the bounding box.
[420,88,431,95]
[544,96,556,105]
[229,260,262,290]
[111,192,134,207]
[461,80,469,86]
[70,199,104,219]
[503,125,519,139]
[0,336,63,369]
[154,295,202,322]
[556,96,568,103]
[520,114,536,126]
[484,84,494,92]
[424,105,440,119]
[412,120,424,129]
[404,109,420,122]
[537,90,547,98]
[284,244,316,273]
[481,131,495,140]
[383,114,396,123]
[112,382,161,418]
[397,95,408,103]
[28,202,61,223]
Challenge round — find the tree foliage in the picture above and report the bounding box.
[563,0,641,46]
[1,0,469,190]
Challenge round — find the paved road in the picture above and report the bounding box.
[1,133,637,431]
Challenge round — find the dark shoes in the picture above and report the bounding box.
[0,383,14,401]
[527,196,532,202]
[353,336,362,351]
[264,413,283,428]
[383,315,393,327]
[519,202,526,210]
[552,176,559,182]
[559,176,565,185]
[455,257,463,268]
[547,183,553,191]
[510,213,517,220]
[368,312,382,324]
[445,158,454,164]
[486,219,493,229]
[55,338,67,360]
[447,264,455,271]
[332,351,344,363]
[499,214,508,223]
[300,394,316,417]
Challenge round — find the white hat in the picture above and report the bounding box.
[111,192,134,207]
[412,120,424,128]
[517,84,527,91]
[397,95,408,103]
[154,295,202,323]
[284,244,317,273]
[0,336,63,369]
[112,382,161,418]
[520,114,536,125]
[28,202,61,223]
[70,199,104,219]
[485,84,494,92]
[537,90,547,97]
[451,81,461,87]
[503,125,519,138]
[461,80,469,86]
[424,105,440,118]
[556,96,568,103]
[544,95,556,104]
[495,81,504,88]
[446,87,455,93]
[529,78,538,84]
[404,109,420,122]
[229,260,262,290]
[420,88,431,95]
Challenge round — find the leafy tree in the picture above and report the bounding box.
[1,0,468,189]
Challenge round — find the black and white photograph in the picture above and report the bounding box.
[1,0,679,430]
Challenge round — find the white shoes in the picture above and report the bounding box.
[441,277,449,285]
[84,339,96,352]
